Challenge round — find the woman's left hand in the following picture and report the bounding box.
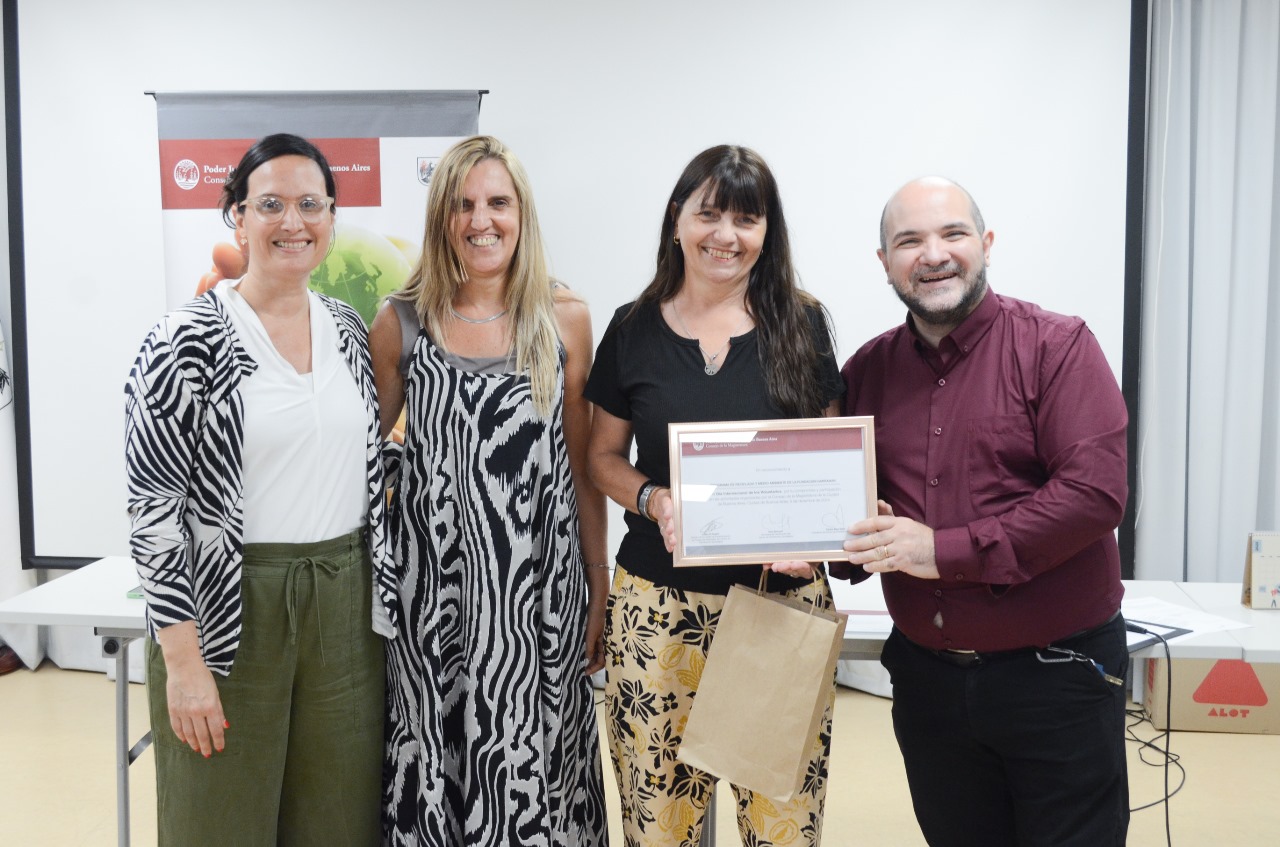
[765,561,817,578]
[584,601,607,675]
[583,563,610,676]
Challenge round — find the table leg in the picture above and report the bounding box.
[700,787,717,846]
[99,628,152,847]
[115,639,131,847]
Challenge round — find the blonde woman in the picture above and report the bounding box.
[369,136,607,846]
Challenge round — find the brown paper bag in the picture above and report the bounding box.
[677,575,847,802]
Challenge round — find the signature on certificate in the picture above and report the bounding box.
[821,505,845,529]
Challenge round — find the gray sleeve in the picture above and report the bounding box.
[388,297,421,377]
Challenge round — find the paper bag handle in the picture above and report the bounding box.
[756,570,823,616]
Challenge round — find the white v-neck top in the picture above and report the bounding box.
[216,281,367,543]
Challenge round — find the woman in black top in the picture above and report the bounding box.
[584,145,843,847]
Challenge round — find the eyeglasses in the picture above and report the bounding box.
[238,194,334,224]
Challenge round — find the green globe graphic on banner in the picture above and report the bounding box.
[310,224,415,327]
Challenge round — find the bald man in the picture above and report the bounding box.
[833,178,1130,846]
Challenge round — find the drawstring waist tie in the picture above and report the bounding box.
[242,527,366,668]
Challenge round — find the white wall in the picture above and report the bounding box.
[13,0,1132,560]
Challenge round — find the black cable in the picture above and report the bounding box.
[1125,708,1185,810]
[1125,623,1177,846]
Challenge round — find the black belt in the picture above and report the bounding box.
[928,647,1027,668]
[924,609,1122,669]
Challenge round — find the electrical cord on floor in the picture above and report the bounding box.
[1126,623,1179,847]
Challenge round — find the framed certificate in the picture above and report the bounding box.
[668,416,876,567]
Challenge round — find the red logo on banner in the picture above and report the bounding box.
[173,159,200,191]
[1192,660,1269,707]
[158,138,381,210]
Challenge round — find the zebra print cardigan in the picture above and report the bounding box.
[124,290,398,675]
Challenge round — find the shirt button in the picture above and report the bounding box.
[930,478,939,487]
[933,427,943,436]
[956,574,965,581]
[937,378,946,386]
[934,590,943,597]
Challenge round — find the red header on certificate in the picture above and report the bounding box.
[158,137,382,210]
[680,427,862,457]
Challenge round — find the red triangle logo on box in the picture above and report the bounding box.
[1192,660,1269,706]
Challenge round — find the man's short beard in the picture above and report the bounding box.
[893,266,988,329]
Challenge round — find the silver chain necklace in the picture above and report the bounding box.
[669,299,752,376]
[450,306,508,324]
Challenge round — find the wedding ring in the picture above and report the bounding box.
[877,545,889,561]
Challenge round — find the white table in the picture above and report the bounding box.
[1177,581,1280,663]
[1125,580,1244,661]
[6,561,1270,847]
[0,556,145,847]
[831,571,894,660]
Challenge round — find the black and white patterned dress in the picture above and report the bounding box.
[382,326,606,846]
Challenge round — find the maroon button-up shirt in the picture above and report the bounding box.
[834,290,1127,651]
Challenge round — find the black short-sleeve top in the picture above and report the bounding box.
[584,299,845,595]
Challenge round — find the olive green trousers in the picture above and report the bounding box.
[146,528,385,846]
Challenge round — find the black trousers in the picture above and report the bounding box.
[880,614,1130,847]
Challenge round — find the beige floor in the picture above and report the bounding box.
[1,662,1276,846]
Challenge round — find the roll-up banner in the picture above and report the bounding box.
[154,90,482,319]
[14,91,484,680]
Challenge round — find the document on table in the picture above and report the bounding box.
[1121,595,1250,650]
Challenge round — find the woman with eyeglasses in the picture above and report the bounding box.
[370,135,607,845]
[125,133,392,846]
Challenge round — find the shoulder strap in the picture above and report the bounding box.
[388,297,421,376]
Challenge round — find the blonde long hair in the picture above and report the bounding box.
[393,136,559,416]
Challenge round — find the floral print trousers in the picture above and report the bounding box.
[604,566,836,847]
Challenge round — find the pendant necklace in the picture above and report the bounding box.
[669,299,752,376]
[450,306,508,324]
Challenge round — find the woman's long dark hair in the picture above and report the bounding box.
[634,145,833,417]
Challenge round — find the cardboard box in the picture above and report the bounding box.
[1144,658,1280,734]
[1242,531,1280,609]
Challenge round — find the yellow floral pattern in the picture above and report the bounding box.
[605,567,836,847]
